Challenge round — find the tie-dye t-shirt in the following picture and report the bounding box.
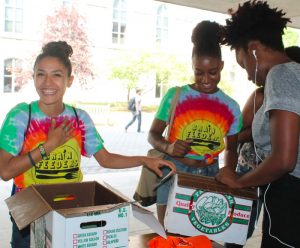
[156,85,242,162]
[0,101,104,191]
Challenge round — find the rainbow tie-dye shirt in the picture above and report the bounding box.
[156,85,242,162]
[0,101,104,191]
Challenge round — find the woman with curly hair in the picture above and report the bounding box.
[225,45,300,248]
[217,1,300,247]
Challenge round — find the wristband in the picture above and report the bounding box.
[27,152,37,168]
[38,143,48,160]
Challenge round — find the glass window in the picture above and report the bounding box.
[4,0,23,33]
[156,4,168,44]
[112,0,127,44]
[3,58,22,93]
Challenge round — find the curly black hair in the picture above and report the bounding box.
[223,0,290,51]
[34,41,73,76]
[191,20,223,59]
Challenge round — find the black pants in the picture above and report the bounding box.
[260,174,300,248]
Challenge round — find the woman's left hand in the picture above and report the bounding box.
[216,166,241,188]
[143,157,176,177]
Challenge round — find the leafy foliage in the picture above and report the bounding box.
[109,51,191,98]
[283,27,299,48]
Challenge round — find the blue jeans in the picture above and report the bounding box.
[156,156,219,205]
[125,111,141,132]
[10,215,30,248]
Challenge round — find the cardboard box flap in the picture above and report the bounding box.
[5,186,52,230]
[5,180,167,240]
[102,181,167,238]
[177,172,257,200]
[31,181,127,209]
[131,204,167,239]
[102,181,132,202]
[56,202,130,218]
[5,181,130,229]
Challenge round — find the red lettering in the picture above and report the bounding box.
[227,211,250,219]
[175,200,194,209]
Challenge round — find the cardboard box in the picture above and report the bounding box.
[165,172,257,245]
[6,181,165,248]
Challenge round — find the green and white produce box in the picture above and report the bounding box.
[165,173,257,245]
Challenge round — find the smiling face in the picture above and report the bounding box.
[191,55,224,94]
[34,56,73,114]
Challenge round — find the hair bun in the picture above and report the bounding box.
[191,20,222,46]
[42,41,73,58]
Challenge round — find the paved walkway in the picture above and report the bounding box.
[0,112,262,247]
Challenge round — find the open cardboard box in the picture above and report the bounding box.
[6,181,166,248]
[165,172,257,245]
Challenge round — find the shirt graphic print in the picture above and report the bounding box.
[0,101,104,191]
[156,86,242,163]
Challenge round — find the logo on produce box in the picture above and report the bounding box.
[173,190,251,234]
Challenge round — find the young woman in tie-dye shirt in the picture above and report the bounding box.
[148,21,242,224]
[0,41,175,248]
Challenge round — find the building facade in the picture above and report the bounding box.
[0,0,254,114]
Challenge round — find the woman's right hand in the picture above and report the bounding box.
[45,118,74,153]
[166,139,191,157]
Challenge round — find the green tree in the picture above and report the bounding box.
[109,51,190,99]
[283,27,299,47]
[110,52,153,99]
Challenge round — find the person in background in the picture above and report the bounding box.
[285,46,300,62]
[225,45,300,248]
[125,88,142,133]
[0,41,176,248]
[217,1,300,247]
[148,20,242,225]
